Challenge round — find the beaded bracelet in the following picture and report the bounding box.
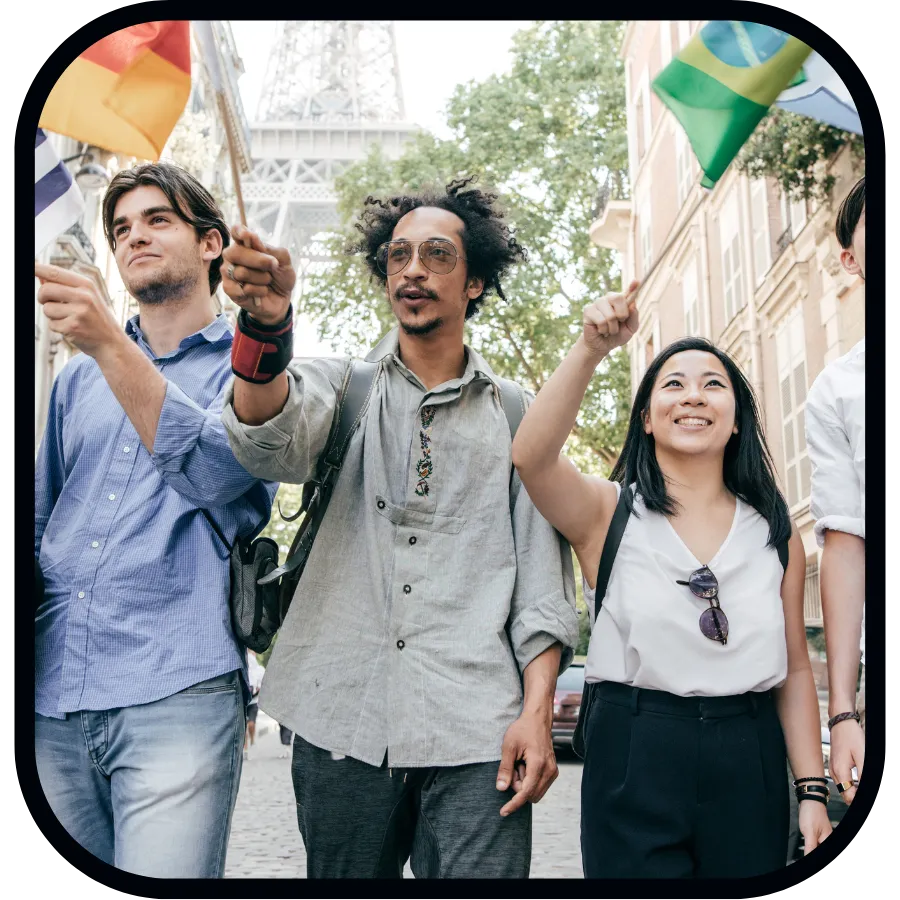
[827,711,860,730]
[793,776,828,786]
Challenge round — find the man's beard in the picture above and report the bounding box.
[400,317,443,336]
[128,263,199,306]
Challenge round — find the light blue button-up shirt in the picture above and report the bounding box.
[35,313,278,718]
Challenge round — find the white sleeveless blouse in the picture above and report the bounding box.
[583,485,788,697]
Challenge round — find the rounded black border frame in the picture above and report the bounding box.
[17,2,884,897]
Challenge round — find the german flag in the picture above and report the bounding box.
[39,21,191,160]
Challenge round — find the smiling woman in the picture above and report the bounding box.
[510,294,833,877]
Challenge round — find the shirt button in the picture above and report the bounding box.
[108,494,116,501]
[409,536,417,545]
[77,591,85,599]
[396,640,405,650]
[403,585,411,594]
[91,541,99,548]
[123,446,131,453]
[377,500,386,510]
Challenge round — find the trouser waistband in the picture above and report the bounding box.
[591,680,773,719]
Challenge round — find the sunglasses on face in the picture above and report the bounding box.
[676,566,729,645]
[376,239,465,276]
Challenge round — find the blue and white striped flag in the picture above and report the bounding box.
[35,129,84,257]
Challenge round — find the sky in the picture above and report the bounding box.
[228,21,533,353]
[230,21,533,136]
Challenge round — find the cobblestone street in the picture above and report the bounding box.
[225,715,584,879]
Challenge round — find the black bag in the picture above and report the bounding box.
[571,486,790,759]
[201,511,281,653]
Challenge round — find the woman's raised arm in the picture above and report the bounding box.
[512,282,639,566]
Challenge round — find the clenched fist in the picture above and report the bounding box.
[222,224,296,326]
[35,263,125,360]
[583,279,640,357]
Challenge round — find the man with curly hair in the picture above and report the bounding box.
[218,177,579,878]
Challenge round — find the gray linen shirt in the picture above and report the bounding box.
[221,328,579,767]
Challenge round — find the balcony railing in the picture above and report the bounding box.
[592,170,629,221]
[775,226,792,258]
[65,221,96,263]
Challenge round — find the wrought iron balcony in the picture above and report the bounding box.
[775,226,792,257]
[65,221,96,263]
[592,170,629,221]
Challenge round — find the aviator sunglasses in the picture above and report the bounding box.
[676,566,729,645]
[376,239,466,276]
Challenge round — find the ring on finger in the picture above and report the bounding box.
[227,264,237,282]
[836,780,854,793]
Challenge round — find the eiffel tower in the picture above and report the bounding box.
[244,21,415,299]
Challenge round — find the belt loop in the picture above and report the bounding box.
[749,694,759,718]
[630,687,640,716]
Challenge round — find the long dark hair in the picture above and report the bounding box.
[609,337,791,547]
[102,163,230,296]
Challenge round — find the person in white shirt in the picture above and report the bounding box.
[806,176,866,805]
[512,282,831,877]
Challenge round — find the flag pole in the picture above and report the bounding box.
[216,92,247,227]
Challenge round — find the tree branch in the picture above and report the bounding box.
[495,314,544,393]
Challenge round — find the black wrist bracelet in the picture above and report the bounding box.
[797,792,828,805]
[796,784,829,795]
[793,776,829,786]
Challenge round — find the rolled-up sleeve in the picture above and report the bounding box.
[221,357,349,484]
[150,379,270,507]
[507,472,580,675]
[806,376,864,547]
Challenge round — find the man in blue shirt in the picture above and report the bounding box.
[34,163,277,877]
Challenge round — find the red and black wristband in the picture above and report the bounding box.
[231,305,294,384]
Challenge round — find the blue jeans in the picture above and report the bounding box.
[35,670,245,877]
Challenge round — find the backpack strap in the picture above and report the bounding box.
[777,537,789,573]
[594,484,631,614]
[497,377,526,441]
[257,359,380,585]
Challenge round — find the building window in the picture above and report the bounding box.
[804,558,822,624]
[635,89,646,161]
[675,126,692,207]
[659,21,673,68]
[790,195,808,237]
[682,258,700,336]
[645,336,655,371]
[750,178,771,285]
[720,192,745,323]
[776,308,811,509]
[640,201,652,277]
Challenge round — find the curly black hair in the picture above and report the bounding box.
[350,175,527,319]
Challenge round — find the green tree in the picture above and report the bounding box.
[302,20,633,474]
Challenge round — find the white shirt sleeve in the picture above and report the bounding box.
[805,374,865,547]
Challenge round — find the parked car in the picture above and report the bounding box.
[552,663,585,750]
[788,727,849,862]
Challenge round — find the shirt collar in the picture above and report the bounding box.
[126,312,233,358]
[364,326,502,390]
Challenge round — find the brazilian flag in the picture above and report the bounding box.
[653,22,812,188]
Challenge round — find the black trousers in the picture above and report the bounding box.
[581,681,789,878]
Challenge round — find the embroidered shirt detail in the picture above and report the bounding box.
[415,406,436,496]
